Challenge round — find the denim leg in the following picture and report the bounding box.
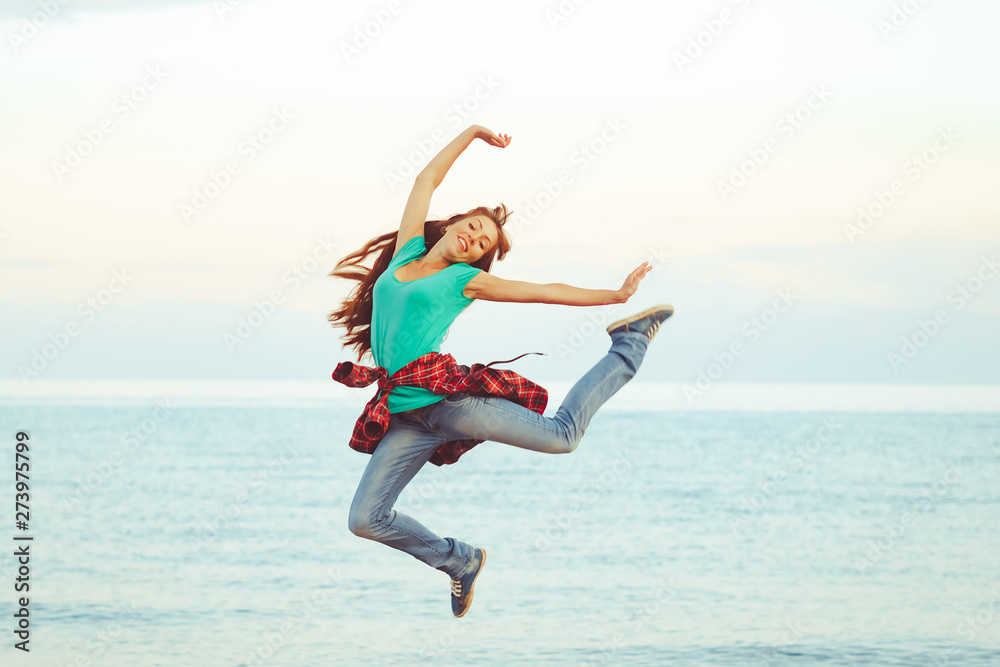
[427,331,649,455]
[347,414,476,579]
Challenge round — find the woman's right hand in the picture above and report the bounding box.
[616,261,652,303]
[472,125,511,148]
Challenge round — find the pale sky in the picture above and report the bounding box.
[1,0,998,389]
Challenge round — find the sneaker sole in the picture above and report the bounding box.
[454,549,487,618]
[606,304,674,335]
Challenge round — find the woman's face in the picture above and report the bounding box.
[444,215,498,263]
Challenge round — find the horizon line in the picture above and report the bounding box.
[2,380,998,412]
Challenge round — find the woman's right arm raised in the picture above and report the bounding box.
[394,126,511,259]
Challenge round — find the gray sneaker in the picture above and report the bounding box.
[451,547,486,618]
[606,304,674,342]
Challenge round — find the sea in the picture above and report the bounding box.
[1,381,998,666]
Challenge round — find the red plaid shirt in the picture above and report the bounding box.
[332,350,549,466]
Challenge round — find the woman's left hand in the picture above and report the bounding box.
[474,126,512,148]
[616,261,651,303]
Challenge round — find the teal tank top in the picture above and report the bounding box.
[371,235,483,414]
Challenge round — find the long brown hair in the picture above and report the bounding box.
[328,204,513,363]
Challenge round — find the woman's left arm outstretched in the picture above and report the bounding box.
[464,261,652,306]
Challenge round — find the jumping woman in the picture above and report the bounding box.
[328,124,672,617]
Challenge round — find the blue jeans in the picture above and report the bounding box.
[347,330,649,579]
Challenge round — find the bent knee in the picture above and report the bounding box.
[551,429,580,454]
[348,506,380,539]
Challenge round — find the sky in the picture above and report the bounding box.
[1,0,998,394]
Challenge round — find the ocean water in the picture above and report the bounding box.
[2,400,999,666]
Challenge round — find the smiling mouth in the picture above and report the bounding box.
[459,237,467,251]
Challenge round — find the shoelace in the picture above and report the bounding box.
[451,579,462,597]
[646,320,662,339]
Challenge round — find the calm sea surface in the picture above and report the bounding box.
[2,401,998,666]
